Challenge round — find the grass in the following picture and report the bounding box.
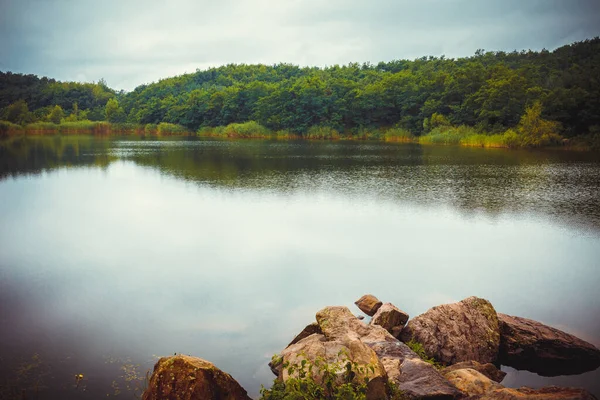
[0,120,192,136]
[405,340,444,369]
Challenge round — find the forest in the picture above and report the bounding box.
[1,38,599,148]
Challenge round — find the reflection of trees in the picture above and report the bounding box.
[1,136,599,230]
[0,135,114,179]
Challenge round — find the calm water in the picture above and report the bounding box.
[1,135,599,399]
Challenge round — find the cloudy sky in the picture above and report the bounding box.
[1,0,599,91]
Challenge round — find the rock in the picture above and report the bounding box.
[498,313,600,376]
[316,306,397,344]
[278,334,389,400]
[358,315,365,320]
[399,296,500,365]
[442,361,506,383]
[288,322,322,346]
[442,368,503,397]
[355,294,383,316]
[370,303,410,338]
[476,386,597,399]
[141,355,250,400]
[368,340,462,399]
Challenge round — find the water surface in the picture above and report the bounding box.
[1,136,599,398]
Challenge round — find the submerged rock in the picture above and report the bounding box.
[142,355,250,400]
[399,296,501,365]
[368,340,462,399]
[498,313,600,376]
[442,360,506,383]
[355,294,383,316]
[370,302,410,338]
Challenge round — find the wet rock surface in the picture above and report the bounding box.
[498,313,600,376]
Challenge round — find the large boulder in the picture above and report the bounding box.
[355,294,383,316]
[368,341,462,399]
[142,355,250,400]
[370,303,410,338]
[277,334,389,400]
[442,368,503,397]
[476,386,597,399]
[442,361,506,383]
[399,296,501,365]
[316,306,397,344]
[498,313,600,376]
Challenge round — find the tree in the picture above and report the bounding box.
[47,105,65,124]
[105,98,126,123]
[5,100,30,124]
[518,101,561,147]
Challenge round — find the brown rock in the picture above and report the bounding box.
[355,294,383,316]
[476,386,597,399]
[142,355,250,400]
[399,296,500,365]
[316,306,397,344]
[370,303,410,338]
[288,322,322,346]
[498,313,600,376]
[279,334,389,400]
[442,361,506,383]
[368,340,462,399]
[442,368,503,397]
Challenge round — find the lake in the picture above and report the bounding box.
[1,135,599,399]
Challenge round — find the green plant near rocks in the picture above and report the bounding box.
[260,351,378,400]
[405,340,444,369]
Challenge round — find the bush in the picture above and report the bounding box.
[0,120,22,135]
[305,126,341,140]
[383,128,414,142]
[157,122,188,135]
[260,353,380,400]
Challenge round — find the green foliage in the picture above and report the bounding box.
[517,101,562,147]
[47,105,65,124]
[105,98,126,123]
[2,38,599,146]
[405,340,444,369]
[156,122,188,135]
[0,120,22,135]
[4,100,31,124]
[383,128,414,142]
[260,352,381,400]
[305,126,341,140]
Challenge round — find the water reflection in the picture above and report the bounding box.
[0,135,599,399]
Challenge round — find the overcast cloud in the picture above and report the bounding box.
[1,0,599,91]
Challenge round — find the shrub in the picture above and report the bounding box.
[157,122,188,135]
[405,340,443,369]
[383,128,414,142]
[305,126,341,140]
[260,353,379,400]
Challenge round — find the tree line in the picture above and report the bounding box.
[1,38,599,143]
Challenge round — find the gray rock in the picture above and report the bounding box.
[368,341,462,399]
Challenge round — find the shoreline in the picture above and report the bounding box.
[0,124,596,152]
